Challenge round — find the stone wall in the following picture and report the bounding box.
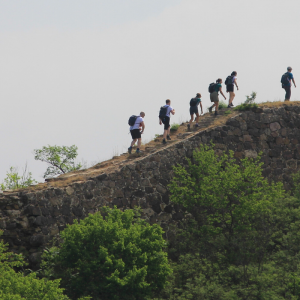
[1,104,300,267]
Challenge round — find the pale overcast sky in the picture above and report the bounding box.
[0,0,300,183]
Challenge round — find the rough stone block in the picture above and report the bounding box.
[270,122,281,131]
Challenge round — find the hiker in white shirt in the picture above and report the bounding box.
[128,112,145,154]
[159,99,175,144]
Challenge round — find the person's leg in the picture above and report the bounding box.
[215,101,219,115]
[195,112,200,126]
[137,138,142,149]
[131,138,137,147]
[189,114,194,125]
[167,126,171,139]
[163,117,170,143]
[229,91,235,105]
[285,86,291,101]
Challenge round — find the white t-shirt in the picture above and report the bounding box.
[232,76,237,84]
[130,116,144,130]
[164,105,173,117]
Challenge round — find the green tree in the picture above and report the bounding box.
[0,232,72,300]
[34,145,81,178]
[1,164,37,190]
[42,208,171,300]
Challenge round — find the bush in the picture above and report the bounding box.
[218,100,227,109]
[234,103,258,111]
[0,232,71,300]
[170,123,180,131]
[42,208,171,300]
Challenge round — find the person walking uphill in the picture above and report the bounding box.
[281,67,296,101]
[209,78,226,115]
[159,99,175,144]
[188,93,203,130]
[128,112,145,154]
[225,71,239,107]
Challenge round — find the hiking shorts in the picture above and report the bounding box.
[130,129,141,139]
[226,84,234,92]
[190,106,198,115]
[210,91,219,102]
[161,116,170,130]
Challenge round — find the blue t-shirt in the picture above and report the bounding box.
[284,72,294,87]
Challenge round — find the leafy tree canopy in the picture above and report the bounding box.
[42,208,171,300]
[34,145,81,178]
[0,232,73,300]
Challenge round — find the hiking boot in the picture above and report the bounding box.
[230,103,234,107]
[187,124,190,130]
[162,139,167,144]
[215,111,218,116]
[227,105,231,108]
[209,106,213,113]
[167,135,171,140]
[128,147,132,154]
[195,123,200,127]
[136,149,142,154]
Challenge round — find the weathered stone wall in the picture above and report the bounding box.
[1,104,300,267]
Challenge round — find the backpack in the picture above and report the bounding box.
[128,115,138,126]
[225,75,233,85]
[208,83,216,93]
[281,72,290,85]
[190,98,198,107]
[159,106,168,118]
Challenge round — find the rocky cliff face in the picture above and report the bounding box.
[1,103,300,267]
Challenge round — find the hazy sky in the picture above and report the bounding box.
[0,0,300,183]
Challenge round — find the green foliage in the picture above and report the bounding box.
[234,91,258,111]
[42,208,171,300]
[234,103,258,111]
[1,165,37,190]
[34,145,82,178]
[0,231,70,300]
[170,123,180,131]
[156,145,300,299]
[245,91,257,104]
[218,100,227,109]
[224,110,232,115]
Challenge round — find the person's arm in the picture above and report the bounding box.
[234,78,239,90]
[219,87,226,99]
[159,118,162,125]
[171,109,175,115]
[292,78,296,87]
[200,102,203,114]
[140,121,145,133]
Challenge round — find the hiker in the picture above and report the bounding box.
[281,67,296,101]
[209,79,226,115]
[159,99,175,144]
[226,71,239,108]
[128,112,145,154]
[188,93,203,130]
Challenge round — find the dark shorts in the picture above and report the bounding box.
[130,129,141,139]
[226,84,234,92]
[190,106,198,115]
[161,116,170,130]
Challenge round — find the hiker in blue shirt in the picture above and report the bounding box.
[282,67,296,101]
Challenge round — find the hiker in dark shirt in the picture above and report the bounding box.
[226,71,239,108]
[282,67,296,101]
[209,79,226,116]
[159,99,175,144]
[188,93,203,130]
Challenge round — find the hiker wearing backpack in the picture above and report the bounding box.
[281,67,296,101]
[208,79,226,115]
[187,93,203,130]
[128,112,145,154]
[159,99,175,144]
[225,71,239,108]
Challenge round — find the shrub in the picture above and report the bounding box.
[42,208,171,300]
[218,100,227,109]
[170,123,180,131]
